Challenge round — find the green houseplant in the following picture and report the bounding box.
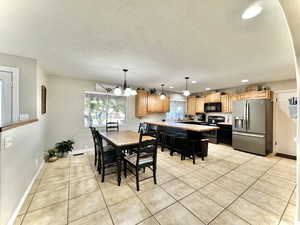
[55,139,75,157]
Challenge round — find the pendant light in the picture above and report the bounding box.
[183,77,191,97]
[114,69,137,96]
[160,84,166,100]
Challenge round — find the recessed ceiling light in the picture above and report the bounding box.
[169,86,174,89]
[191,80,197,83]
[242,2,263,20]
[205,88,211,91]
[241,79,249,83]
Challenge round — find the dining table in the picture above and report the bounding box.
[99,130,155,186]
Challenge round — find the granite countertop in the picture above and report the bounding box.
[217,122,232,126]
[145,121,219,132]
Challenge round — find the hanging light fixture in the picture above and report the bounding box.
[183,77,191,97]
[114,69,137,96]
[160,84,166,100]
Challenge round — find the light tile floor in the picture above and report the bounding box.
[15,144,297,225]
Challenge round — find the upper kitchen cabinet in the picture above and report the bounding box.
[187,96,196,115]
[162,96,170,113]
[147,95,163,113]
[135,90,148,117]
[196,97,205,113]
[221,95,229,113]
[239,90,273,100]
[205,93,221,103]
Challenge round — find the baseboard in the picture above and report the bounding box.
[7,161,45,225]
[275,152,297,160]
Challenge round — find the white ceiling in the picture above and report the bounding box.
[0,0,296,92]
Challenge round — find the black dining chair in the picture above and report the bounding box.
[106,121,119,132]
[123,129,158,191]
[94,130,118,182]
[89,127,98,166]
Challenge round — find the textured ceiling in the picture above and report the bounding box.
[0,0,296,92]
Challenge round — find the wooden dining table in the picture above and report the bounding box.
[99,130,155,186]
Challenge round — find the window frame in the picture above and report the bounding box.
[84,91,127,127]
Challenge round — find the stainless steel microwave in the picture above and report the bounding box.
[204,102,222,112]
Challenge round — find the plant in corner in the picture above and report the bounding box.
[47,148,58,162]
[55,139,75,157]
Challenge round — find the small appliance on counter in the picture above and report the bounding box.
[197,113,206,122]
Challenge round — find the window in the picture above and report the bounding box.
[166,100,186,121]
[84,92,127,127]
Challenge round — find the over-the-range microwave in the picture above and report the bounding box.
[204,102,222,113]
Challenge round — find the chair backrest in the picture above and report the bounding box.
[94,130,105,161]
[135,129,158,166]
[106,121,119,132]
[138,122,149,133]
[89,127,97,145]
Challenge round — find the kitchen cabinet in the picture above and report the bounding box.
[205,93,221,103]
[196,97,205,113]
[239,90,273,100]
[147,95,163,113]
[135,90,148,117]
[162,96,170,113]
[187,96,196,115]
[220,95,229,113]
[218,124,232,145]
[228,94,239,113]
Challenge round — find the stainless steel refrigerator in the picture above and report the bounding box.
[232,99,273,156]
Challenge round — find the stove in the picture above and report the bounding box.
[200,116,225,144]
[201,116,225,126]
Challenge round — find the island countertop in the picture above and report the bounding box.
[145,121,219,132]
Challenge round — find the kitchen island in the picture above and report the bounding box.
[145,121,219,162]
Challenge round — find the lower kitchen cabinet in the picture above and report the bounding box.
[218,124,232,145]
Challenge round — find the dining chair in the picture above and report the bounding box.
[89,127,98,166]
[94,130,118,182]
[123,129,158,191]
[106,121,119,132]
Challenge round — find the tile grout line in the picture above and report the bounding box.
[208,157,284,225]
[276,184,297,225]
[90,154,116,225]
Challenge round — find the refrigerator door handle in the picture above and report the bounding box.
[233,132,265,138]
[246,102,250,130]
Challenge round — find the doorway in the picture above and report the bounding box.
[0,66,19,124]
[274,89,297,157]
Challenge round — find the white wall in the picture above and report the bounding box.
[0,62,48,225]
[46,75,169,151]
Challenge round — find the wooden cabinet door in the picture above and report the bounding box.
[221,95,229,113]
[205,93,221,103]
[162,96,170,113]
[135,90,148,117]
[196,97,205,113]
[187,96,196,115]
[147,95,163,113]
[147,95,156,113]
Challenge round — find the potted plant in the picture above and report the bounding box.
[47,148,58,162]
[55,139,75,157]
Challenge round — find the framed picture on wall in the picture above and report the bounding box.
[41,85,47,114]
